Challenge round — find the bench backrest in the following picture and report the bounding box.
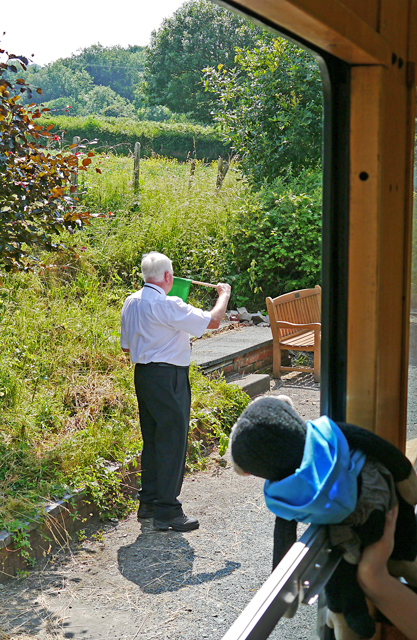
[266,285,321,338]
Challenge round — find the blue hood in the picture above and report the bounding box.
[264,416,366,525]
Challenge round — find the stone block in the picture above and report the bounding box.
[229,373,270,398]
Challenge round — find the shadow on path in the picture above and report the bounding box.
[117,521,240,594]
[271,372,320,391]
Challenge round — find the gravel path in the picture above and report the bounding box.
[1,366,414,640]
[0,377,321,640]
[408,316,417,440]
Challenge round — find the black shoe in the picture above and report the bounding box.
[137,502,154,520]
[154,514,199,532]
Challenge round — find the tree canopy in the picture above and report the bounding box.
[65,44,145,102]
[143,0,266,123]
[204,38,323,184]
[11,44,146,116]
[21,61,93,104]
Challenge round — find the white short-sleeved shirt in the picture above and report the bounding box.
[120,283,211,366]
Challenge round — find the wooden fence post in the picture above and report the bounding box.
[216,156,229,191]
[70,136,80,195]
[188,158,196,188]
[133,142,141,194]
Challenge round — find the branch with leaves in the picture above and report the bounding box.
[0,45,97,271]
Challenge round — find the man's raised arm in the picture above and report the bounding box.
[207,283,231,329]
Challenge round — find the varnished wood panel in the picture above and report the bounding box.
[375,63,410,447]
[408,1,417,66]
[226,0,391,64]
[339,0,379,31]
[347,60,413,448]
[380,0,409,60]
[346,66,383,433]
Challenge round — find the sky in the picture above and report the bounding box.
[1,0,186,66]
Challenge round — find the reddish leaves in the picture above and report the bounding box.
[0,50,94,271]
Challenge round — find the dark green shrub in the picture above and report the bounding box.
[229,168,322,309]
[39,115,230,160]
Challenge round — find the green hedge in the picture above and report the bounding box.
[39,115,230,161]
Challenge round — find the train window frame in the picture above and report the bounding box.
[214,0,352,421]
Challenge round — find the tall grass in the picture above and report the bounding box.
[0,154,322,534]
[77,155,247,305]
[0,157,251,532]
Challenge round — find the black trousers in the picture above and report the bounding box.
[134,363,191,521]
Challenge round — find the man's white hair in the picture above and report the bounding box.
[141,252,173,282]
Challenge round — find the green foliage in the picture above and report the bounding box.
[76,156,244,291]
[65,44,145,103]
[42,87,136,119]
[69,459,137,520]
[15,45,145,106]
[77,85,136,118]
[144,0,265,123]
[0,157,250,530]
[0,52,94,271]
[39,115,230,160]
[229,168,322,308]
[3,520,36,566]
[136,104,176,123]
[205,37,323,185]
[189,365,250,462]
[18,61,94,105]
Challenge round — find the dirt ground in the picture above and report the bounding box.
[0,374,321,640]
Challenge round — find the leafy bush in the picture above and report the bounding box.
[205,37,322,186]
[0,52,93,271]
[137,104,174,122]
[15,44,145,105]
[39,115,230,160]
[229,168,322,308]
[144,0,265,123]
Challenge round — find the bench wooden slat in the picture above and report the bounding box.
[281,332,316,348]
[266,285,321,382]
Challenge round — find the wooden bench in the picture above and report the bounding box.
[266,285,321,382]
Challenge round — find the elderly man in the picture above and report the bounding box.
[120,252,231,532]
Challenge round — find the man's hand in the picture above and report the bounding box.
[216,283,231,297]
[357,504,398,596]
[207,283,232,329]
[356,503,417,640]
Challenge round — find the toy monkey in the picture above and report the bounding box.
[229,395,417,640]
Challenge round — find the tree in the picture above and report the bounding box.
[79,85,135,118]
[204,37,323,184]
[20,61,94,104]
[11,45,145,107]
[66,44,146,102]
[144,0,265,123]
[0,51,94,271]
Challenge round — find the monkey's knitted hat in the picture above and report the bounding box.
[229,395,307,482]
